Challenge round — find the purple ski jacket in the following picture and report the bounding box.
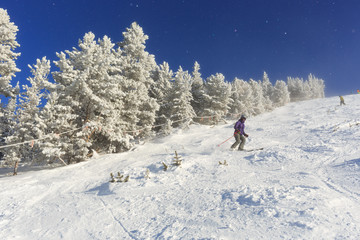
[234,119,245,135]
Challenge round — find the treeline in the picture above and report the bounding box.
[0,9,325,167]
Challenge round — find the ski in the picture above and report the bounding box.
[229,147,264,152]
[243,147,264,152]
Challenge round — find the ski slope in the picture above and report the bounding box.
[1,95,360,239]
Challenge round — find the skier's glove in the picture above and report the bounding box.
[244,134,249,137]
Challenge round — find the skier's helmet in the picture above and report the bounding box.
[240,115,247,120]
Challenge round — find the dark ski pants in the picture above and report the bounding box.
[231,133,246,150]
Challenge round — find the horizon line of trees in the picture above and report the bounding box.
[0,8,325,167]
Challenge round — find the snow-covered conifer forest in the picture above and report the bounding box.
[0,9,325,169]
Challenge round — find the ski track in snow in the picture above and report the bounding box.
[1,95,360,239]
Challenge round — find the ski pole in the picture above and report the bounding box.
[217,133,235,147]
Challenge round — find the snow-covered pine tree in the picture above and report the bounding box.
[18,57,52,163]
[0,101,4,161]
[39,91,75,164]
[201,73,231,124]
[52,33,99,162]
[2,58,52,165]
[249,79,266,116]
[307,74,325,99]
[229,78,245,118]
[190,61,205,121]
[118,22,159,138]
[151,61,174,135]
[0,97,18,166]
[261,72,274,112]
[169,66,195,128]
[0,8,21,97]
[272,80,290,107]
[52,32,129,162]
[287,77,307,102]
[230,78,253,118]
[302,79,312,100]
[287,74,325,102]
[87,35,131,153]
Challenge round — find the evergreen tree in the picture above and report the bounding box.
[190,61,205,120]
[231,78,253,117]
[2,57,52,165]
[272,80,290,107]
[261,72,274,111]
[52,32,128,162]
[0,8,20,97]
[0,101,4,161]
[169,66,195,128]
[0,97,18,166]
[202,73,231,124]
[249,79,265,116]
[151,61,174,135]
[287,77,307,102]
[118,22,159,138]
[307,74,325,99]
[229,78,245,118]
[39,91,76,164]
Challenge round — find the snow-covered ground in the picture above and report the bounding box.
[1,94,360,239]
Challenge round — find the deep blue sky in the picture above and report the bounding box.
[2,0,360,96]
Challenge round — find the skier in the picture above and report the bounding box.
[339,96,345,106]
[230,115,249,151]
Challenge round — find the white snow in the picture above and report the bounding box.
[1,95,360,239]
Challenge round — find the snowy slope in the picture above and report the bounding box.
[1,95,360,239]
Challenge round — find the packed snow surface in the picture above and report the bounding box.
[1,95,360,239]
